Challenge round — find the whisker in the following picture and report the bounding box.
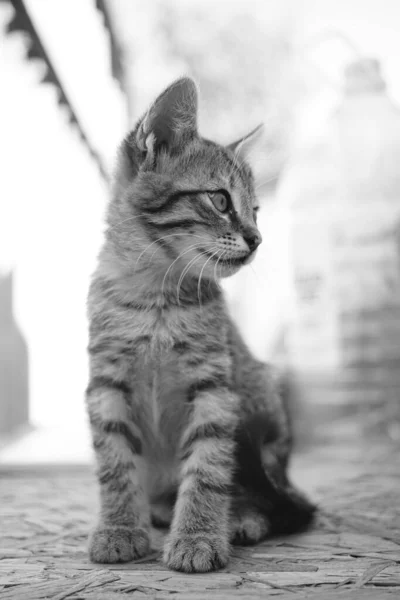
[228,142,243,180]
[254,172,281,191]
[197,249,221,309]
[249,263,264,292]
[211,253,219,292]
[135,232,205,269]
[213,249,227,286]
[107,210,184,233]
[176,251,212,306]
[160,242,215,298]
[106,214,147,233]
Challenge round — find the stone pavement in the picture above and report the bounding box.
[1,426,399,599]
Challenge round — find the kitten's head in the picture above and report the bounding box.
[109,77,263,283]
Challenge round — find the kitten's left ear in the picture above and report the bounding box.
[227,124,264,167]
[136,77,198,155]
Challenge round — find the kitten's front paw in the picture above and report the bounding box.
[89,525,150,563]
[164,533,229,573]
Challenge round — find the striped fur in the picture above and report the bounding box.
[86,78,314,572]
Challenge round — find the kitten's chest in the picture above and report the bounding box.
[135,347,189,452]
[131,309,191,439]
[128,302,226,448]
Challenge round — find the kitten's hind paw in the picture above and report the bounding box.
[230,509,270,545]
[89,525,150,563]
[164,533,229,573]
[269,484,317,535]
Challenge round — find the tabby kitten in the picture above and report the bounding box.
[86,78,314,573]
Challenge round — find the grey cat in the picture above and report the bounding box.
[86,77,314,573]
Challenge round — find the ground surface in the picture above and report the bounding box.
[1,426,400,599]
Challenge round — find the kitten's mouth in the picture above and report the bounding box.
[219,255,248,266]
[200,248,249,266]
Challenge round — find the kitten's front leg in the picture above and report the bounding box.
[164,385,239,573]
[86,378,150,563]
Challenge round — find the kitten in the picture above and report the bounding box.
[86,78,315,573]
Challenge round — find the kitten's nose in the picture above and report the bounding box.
[244,232,262,252]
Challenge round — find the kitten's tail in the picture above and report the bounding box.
[235,411,316,535]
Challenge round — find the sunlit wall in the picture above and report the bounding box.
[0,0,125,431]
[1,0,400,462]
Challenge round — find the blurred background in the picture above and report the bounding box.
[1,0,400,465]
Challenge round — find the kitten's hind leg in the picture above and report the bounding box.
[87,382,151,563]
[234,411,316,541]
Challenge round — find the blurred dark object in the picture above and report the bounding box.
[0,272,29,438]
[283,57,400,440]
[95,0,125,92]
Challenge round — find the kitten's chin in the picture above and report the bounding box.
[243,251,257,266]
[219,266,241,279]
[218,259,247,278]
[218,251,256,278]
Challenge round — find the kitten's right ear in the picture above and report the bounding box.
[117,78,198,183]
[136,77,198,154]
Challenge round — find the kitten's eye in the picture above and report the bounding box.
[208,191,230,213]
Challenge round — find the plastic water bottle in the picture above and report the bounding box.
[284,58,400,431]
